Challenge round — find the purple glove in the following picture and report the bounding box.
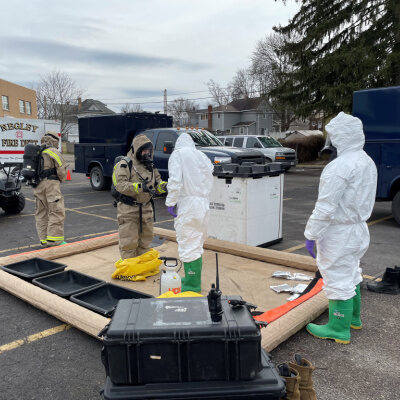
[167,206,177,218]
[305,240,316,258]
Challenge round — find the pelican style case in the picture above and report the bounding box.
[101,296,262,385]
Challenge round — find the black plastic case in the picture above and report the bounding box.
[102,296,262,385]
[102,349,285,400]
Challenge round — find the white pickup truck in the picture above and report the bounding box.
[0,117,61,214]
[219,135,297,170]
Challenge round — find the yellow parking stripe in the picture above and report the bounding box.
[283,243,306,253]
[0,324,70,355]
[367,215,393,226]
[64,207,117,221]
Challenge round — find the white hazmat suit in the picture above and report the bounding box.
[166,133,214,292]
[305,112,377,301]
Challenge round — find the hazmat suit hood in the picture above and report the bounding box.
[325,112,365,156]
[41,132,59,149]
[175,133,196,150]
[128,134,153,163]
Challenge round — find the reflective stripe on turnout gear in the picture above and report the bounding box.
[157,181,167,194]
[112,165,118,186]
[42,149,63,166]
[132,182,140,194]
[47,236,64,241]
[40,240,47,244]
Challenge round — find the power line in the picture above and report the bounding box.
[106,96,216,106]
[98,89,213,102]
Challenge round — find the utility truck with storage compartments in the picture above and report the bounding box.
[74,113,266,190]
[352,86,400,225]
[0,117,61,215]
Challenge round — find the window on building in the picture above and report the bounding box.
[217,113,221,119]
[2,95,9,110]
[233,137,244,148]
[26,101,32,115]
[239,127,244,134]
[260,128,265,135]
[19,100,25,114]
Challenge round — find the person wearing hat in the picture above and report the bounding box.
[34,132,68,247]
[113,134,167,260]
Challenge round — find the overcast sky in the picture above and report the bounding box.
[0,0,299,112]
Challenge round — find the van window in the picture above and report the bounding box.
[246,137,260,148]
[233,137,244,147]
[224,137,233,146]
[155,131,177,151]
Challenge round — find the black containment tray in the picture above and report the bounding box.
[102,349,285,400]
[70,283,154,317]
[1,258,67,281]
[32,270,105,298]
[102,296,262,385]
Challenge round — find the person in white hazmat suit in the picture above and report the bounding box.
[304,112,377,344]
[165,133,214,292]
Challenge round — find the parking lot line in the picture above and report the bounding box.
[64,207,117,222]
[367,215,393,226]
[282,214,394,253]
[0,324,70,355]
[72,203,112,210]
[283,243,306,253]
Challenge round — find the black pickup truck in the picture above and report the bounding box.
[74,113,265,190]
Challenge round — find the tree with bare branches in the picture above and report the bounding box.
[206,79,232,106]
[36,71,83,138]
[230,68,257,100]
[251,33,297,131]
[120,103,143,113]
[167,97,198,127]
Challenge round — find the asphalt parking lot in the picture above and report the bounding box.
[1,161,399,400]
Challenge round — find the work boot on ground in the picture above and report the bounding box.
[289,354,317,400]
[40,240,47,248]
[278,363,300,400]
[306,298,353,344]
[181,257,202,292]
[367,267,400,295]
[351,284,362,329]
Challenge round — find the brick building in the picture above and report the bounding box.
[0,79,37,119]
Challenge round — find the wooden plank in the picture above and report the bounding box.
[153,227,317,272]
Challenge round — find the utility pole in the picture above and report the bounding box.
[163,89,167,114]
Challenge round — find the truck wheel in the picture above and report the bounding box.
[392,191,400,225]
[90,166,109,191]
[2,193,25,214]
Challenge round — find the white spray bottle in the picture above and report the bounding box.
[159,257,182,295]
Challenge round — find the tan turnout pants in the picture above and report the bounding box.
[117,201,154,259]
[34,179,65,246]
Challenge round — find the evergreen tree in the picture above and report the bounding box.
[272,0,400,118]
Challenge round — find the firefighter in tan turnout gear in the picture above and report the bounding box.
[113,135,167,260]
[34,133,68,247]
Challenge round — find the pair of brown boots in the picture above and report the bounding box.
[278,354,317,400]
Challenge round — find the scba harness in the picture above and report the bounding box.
[111,156,156,232]
[22,144,60,187]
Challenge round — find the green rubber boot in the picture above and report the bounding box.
[351,284,362,330]
[306,298,353,344]
[181,257,202,293]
